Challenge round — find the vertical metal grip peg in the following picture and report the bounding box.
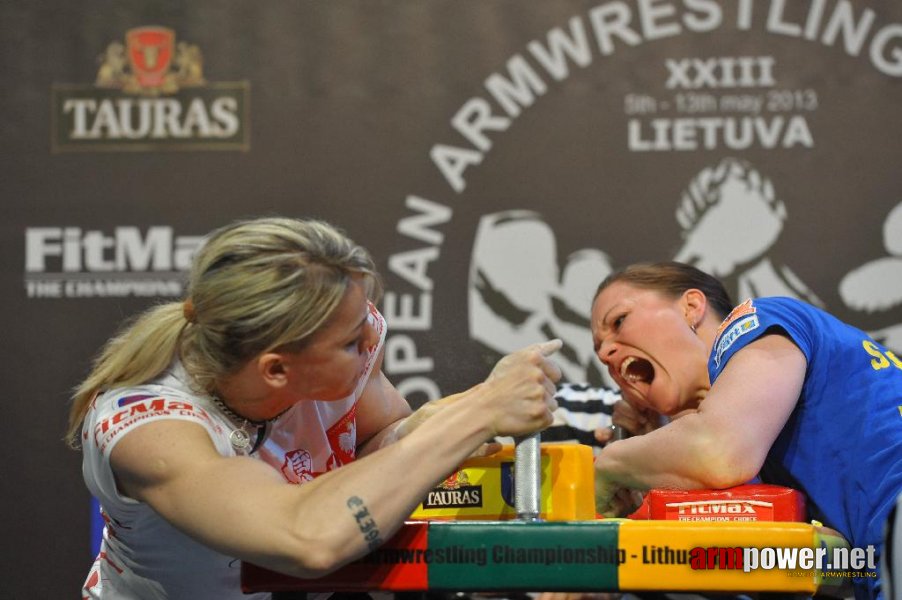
[514,432,542,521]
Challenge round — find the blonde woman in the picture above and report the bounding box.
[68,217,561,599]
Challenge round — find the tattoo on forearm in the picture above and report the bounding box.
[346,496,384,550]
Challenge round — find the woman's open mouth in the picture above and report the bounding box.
[620,356,655,385]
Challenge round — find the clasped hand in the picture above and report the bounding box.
[483,339,562,438]
[594,399,658,517]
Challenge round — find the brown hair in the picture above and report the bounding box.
[595,261,734,320]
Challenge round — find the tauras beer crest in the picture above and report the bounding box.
[423,486,483,509]
[123,28,181,92]
[422,471,483,509]
[51,26,249,152]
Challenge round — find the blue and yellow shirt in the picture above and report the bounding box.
[709,297,902,580]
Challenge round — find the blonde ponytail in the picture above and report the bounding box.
[65,303,187,447]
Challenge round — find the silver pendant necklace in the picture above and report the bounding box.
[209,395,285,453]
[228,427,253,452]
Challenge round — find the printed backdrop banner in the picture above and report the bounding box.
[3,1,902,596]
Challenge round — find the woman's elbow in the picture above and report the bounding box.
[692,436,763,489]
[278,546,346,579]
[271,533,355,579]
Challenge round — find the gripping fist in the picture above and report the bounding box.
[594,399,659,445]
[482,339,563,438]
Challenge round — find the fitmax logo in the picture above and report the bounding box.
[24,226,203,298]
[677,503,758,515]
[26,227,201,272]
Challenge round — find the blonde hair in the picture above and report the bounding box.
[66,217,381,447]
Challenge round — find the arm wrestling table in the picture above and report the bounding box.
[242,434,852,597]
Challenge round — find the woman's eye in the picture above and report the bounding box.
[613,314,625,330]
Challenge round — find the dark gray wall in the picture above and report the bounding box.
[4,1,902,597]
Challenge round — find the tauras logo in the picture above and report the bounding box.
[51,26,249,152]
[423,486,483,509]
[422,470,483,509]
[24,226,203,299]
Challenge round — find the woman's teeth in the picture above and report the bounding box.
[621,357,641,381]
[620,356,654,383]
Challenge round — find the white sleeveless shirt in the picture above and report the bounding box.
[80,304,386,599]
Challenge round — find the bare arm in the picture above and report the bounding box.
[353,348,477,456]
[356,341,559,456]
[595,334,806,494]
[110,340,561,578]
[353,347,414,455]
[355,379,474,456]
